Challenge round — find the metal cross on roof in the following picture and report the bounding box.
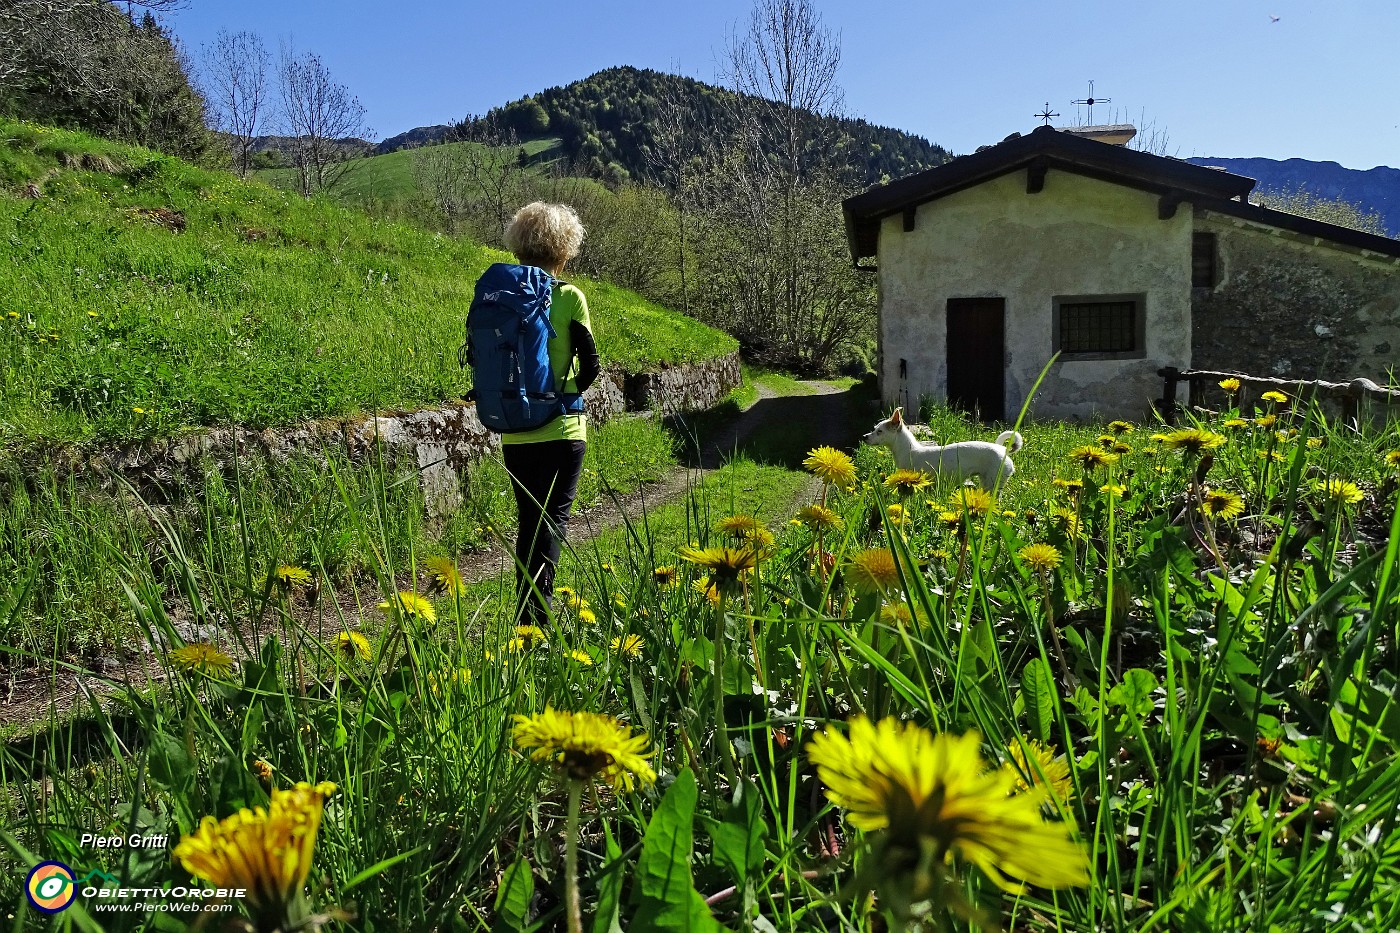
[1071,80,1110,125]
[1035,102,1060,126]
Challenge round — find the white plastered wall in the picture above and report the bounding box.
[876,169,1193,422]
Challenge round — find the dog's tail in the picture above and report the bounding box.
[995,430,1025,453]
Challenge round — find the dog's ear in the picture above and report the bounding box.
[891,407,903,424]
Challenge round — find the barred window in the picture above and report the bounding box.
[1192,232,1217,288]
[1053,295,1145,360]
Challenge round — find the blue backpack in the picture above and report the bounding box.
[460,263,585,433]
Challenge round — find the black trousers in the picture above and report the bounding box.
[501,439,587,626]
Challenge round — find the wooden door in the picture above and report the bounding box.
[946,298,1006,422]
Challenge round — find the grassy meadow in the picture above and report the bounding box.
[252,137,566,208]
[3,377,1398,931]
[0,121,732,448]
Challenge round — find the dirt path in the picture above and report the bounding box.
[0,380,871,736]
[458,378,870,585]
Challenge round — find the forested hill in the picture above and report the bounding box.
[387,66,951,187]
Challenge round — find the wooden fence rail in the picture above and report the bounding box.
[1157,367,1400,426]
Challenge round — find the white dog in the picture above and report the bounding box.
[863,408,1023,486]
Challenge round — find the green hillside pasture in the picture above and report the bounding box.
[0,122,732,446]
[252,136,565,206]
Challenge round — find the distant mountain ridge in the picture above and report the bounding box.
[377,66,950,187]
[1186,155,1400,237]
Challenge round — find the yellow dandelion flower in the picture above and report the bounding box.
[679,546,758,591]
[561,591,590,613]
[1051,477,1084,496]
[423,556,464,598]
[378,591,436,623]
[1018,543,1062,574]
[1096,434,1116,449]
[1005,737,1075,805]
[1257,449,1286,463]
[717,514,768,540]
[174,781,337,917]
[1101,483,1128,499]
[806,718,1089,892]
[886,503,910,528]
[610,634,645,659]
[1200,489,1245,519]
[1052,508,1082,539]
[1160,429,1226,456]
[1261,390,1289,404]
[335,631,371,662]
[514,624,547,650]
[1218,378,1241,393]
[1254,414,1278,429]
[797,504,843,530]
[692,576,722,607]
[804,446,857,488]
[1314,478,1364,505]
[169,643,235,677]
[1068,445,1118,470]
[1222,418,1248,429]
[1385,451,1400,471]
[937,509,963,529]
[884,469,932,495]
[652,565,678,588]
[846,549,901,595]
[1108,420,1135,435]
[1306,437,1323,449]
[512,707,656,792]
[272,564,312,588]
[950,486,995,517]
[577,608,598,625]
[879,602,914,627]
[1112,442,1133,455]
[568,649,594,666]
[251,758,274,787]
[428,667,473,694]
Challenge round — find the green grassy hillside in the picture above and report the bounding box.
[0,122,733,447]
[253,136,565,205]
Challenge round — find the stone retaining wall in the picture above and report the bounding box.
[625,353,744,414]
[66,351,739,521]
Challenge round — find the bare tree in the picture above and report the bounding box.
[277,45,371,196]
[687,0,867,373]
[411,118,528,243]
[200,29,269,176]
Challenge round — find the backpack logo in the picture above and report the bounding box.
[461,263,584,433]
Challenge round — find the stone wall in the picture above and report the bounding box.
[625,353,744,414]
[75,351,739,521]
[1192,212,1400,384]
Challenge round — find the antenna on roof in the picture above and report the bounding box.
[1071,81,1110,125]
[1034,103,1060,126]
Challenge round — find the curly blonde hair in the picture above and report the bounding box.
[504,202,585,270]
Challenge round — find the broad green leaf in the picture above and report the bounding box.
[702,780,768,886]
[1021,658,1056,743]
[1108,668,1159,720]
[146,732,194,795]
[493,856,534,933]
[631,769,728,933]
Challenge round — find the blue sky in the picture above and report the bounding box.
[165,0,1400,170]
